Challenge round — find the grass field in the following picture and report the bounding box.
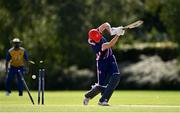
[0,91,180,113]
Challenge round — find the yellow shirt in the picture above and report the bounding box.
[7,47,27,67]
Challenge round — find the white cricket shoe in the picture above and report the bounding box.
[6,92,10,96]
[98,101,110,106]
[83,97,90,105]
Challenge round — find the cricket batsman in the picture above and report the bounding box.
[5,38,28,96]
[83,22,125,106]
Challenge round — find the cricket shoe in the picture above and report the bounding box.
[98,101,110,106]
[19,92,23,96]
[6,91,10,96]
[83,97,90,105]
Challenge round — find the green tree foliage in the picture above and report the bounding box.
[160,0,180,44]
[0,0,179,89]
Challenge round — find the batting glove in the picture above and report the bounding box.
[116,26,125,36]
[110,27,117,36]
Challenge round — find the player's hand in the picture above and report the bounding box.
[116,27,125,36]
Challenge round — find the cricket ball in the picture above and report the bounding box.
[32,75,36,79]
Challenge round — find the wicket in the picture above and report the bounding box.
[38,61,45,105]
[18,70,35,105]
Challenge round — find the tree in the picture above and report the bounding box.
[160,0,180,44]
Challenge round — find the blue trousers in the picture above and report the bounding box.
[97,55,120,86]
[6,66,24,95]
[84,55,120,101]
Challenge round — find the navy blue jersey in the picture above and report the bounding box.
[88,37,113,60]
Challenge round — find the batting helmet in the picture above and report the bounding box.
[88,29,102,43]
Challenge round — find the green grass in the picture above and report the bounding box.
[0,91,180,112]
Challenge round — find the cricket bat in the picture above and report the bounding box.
[123,20,144,30]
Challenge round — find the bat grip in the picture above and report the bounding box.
[122,27,128,30]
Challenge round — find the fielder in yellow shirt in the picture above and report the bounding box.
[5,38,28,96]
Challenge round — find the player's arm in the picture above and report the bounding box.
[101,28,125,51]
[5,52,11,74]
[24,51,29,74]
[98,22,124,36]
[98,22,111,34]
[5,61,9,74]
[101,35,119,51]
[24,51,28,62]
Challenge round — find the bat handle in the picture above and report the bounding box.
[122,27,128,30]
